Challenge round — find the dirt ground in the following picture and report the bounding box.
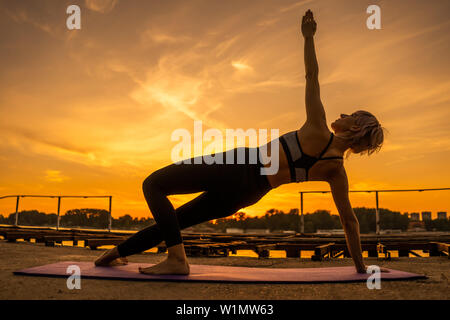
[1,240,448,300]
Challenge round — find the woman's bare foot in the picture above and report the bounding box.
[95,247,128,267]
[139,257,190,275]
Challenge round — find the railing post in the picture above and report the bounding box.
[300,192,304,233]
[56,196,61,231]
[375,191,380,235]
[108,196,112,232]
[14,196,20,226]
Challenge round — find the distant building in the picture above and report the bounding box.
[437,211,447,220]
[410,213,420,221]
[421,211,432,221]
[407,221,426,232]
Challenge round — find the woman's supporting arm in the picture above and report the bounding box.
[327,166,366,273]
[341,219,366,273]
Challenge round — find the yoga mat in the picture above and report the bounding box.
[13,261,426,283]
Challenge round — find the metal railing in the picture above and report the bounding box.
[0,195,113,232]
[299,188,450,235]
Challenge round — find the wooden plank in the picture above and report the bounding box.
[43,235,75,246]
[254,244,277,258]
[3,227,450,241]
[285,247,301,258]
[311,242,335,261]
[5,230,78,243]
[332,251,344,258]
[184,245,206,257]
[382,242,431,250]
[409,250,423,257]
[429,242,450,258]
[85,238,126,250]
[377,243,391,260]
[3,226,450,261]
[5,232,37,242]
[184,243,230,257]
[331,243,379,252]
[398,249,410,257]
[433,242,450,253]
[43,235,74,241]
[364,244,378,256]
[275,243,320,251]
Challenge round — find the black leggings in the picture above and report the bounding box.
[116,147,272,257]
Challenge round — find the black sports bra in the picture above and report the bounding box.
[279,131,343,182]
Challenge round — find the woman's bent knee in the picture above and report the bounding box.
[143,171,163,194]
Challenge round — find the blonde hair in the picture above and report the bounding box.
[343,110,387,159]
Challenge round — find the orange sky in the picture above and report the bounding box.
[1,0,449,221]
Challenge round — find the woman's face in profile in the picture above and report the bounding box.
[331,113,357,133]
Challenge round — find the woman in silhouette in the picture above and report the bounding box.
[95,10,386,275]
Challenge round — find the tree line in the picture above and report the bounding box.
[210,207,448,233]
[0,208,155,230]
[204,207,415,233]
[0,207,449,232]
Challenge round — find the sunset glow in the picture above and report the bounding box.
[1,0,449,221]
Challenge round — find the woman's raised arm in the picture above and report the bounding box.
[301,10,326,127]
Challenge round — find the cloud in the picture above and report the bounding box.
[4,7,57,37]
[1,125,93,155]
[231,60,253,71]
[141,29,192,45]
[257,17,280,28]
[128,40,301,130]
[0,125,112,168]
[279,0,314,13]
[85,0,118,13]
[129,58,208,122]
[44,170,70,183]
[214,35,241,57]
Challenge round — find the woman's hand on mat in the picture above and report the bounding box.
[301,9,317,38]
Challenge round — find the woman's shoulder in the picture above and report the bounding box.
[298,122,332,138]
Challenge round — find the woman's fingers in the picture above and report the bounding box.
[301,10,316,35]
[304,9,314,22]
[302,16,315,25]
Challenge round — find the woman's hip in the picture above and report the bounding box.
[149,147,265,192]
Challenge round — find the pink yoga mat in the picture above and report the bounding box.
[14,261,426,283]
